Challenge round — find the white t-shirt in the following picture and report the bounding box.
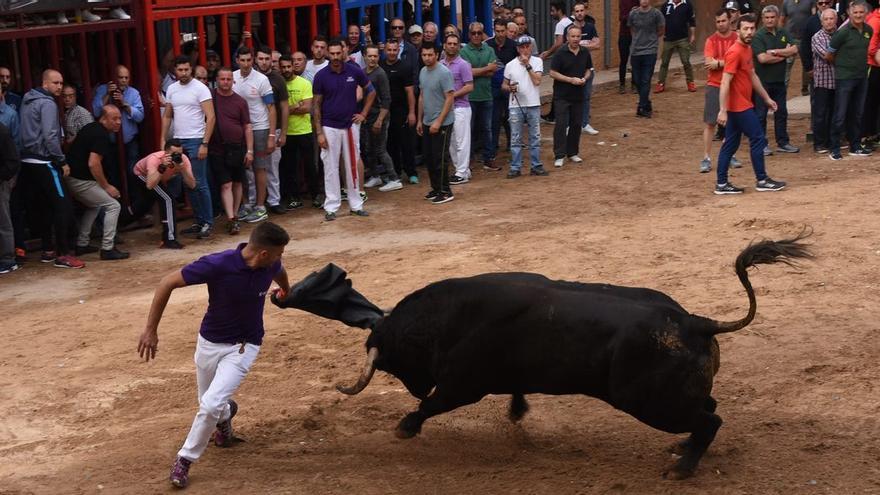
[504,56,544,108]
[304,59,329,83]
[166,79,212,139]
[554,16,574,37]
[233,69,273,131]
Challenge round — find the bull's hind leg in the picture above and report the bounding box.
[669,397,718,455]
[508,393,529,423]
[395,387,486,439]
[663,411,723,480]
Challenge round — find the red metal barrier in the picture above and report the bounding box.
[143,0,340,148]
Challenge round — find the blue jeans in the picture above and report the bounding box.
[470,99,493,163]
[830,77,868,153]
[509,105,542,172]
[753,81,789,146]
[581,74,594,127]
[717,109,769,185]
[180,137,213,226]
[630,54,656,113]
[491,86,510,159]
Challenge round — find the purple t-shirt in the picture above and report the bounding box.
[440,55,473,108]
[312,62,370,129]
[181,243,282,346]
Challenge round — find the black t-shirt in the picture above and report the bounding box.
[551,45,593,101]
[264,70,289,130]
[68,121,110,181]
[564,15,600,42]
[380,57,414,113]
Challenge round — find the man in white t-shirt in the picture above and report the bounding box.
[161,56,216,238]
[502,36,546,178]
[304,36,329,83]
[233,47,275,224]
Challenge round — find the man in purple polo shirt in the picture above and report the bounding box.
[313,39,376,221]
[440,34,474,185]
[137,222,291,489]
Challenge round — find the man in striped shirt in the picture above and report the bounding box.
[811,8,838,154]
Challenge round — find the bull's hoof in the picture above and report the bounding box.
[394,427,418,439]
[662,466,695,480]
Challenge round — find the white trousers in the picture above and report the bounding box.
[267,131,282,207]
[320,126,363,213]
[449,106,472,179]
[177,335,260,462]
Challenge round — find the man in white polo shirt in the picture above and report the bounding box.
[233,47,276,224]
[161,56,216,239]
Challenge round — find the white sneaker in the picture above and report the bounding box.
[57,11,69,24]
[582,125,599,135]
[378,180,403,192]
[109,8,131,20]
[364,176,383,188]
[568,155,583,163]
[80,9,102,22]
[554,158,564,167]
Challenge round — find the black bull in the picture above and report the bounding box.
[272,234,812,479]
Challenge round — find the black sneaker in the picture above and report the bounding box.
[814,146,829,154]
[181,223,202,236]
[506,169,521,179]
[350,209,369,217]
[268,204,287,215]
[312,195,324,208]
[324,211,337,221]
[227,220,241,235]
[755,177,786,192]
[74,245,99,256]
[286,199,304,210]
[829,150,843,161]
[714,182,744,195]
[100,247,130,260]
[848,147,872,157]
[160,239,184,249]
[424,190,439,201]
[530,168,549,176]
[449,175,469,185]
[196,224,213,239]
[431,193,455,205]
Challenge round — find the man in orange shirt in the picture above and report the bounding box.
[715,14,787,194]
[701,8,741,173]
[861,2,880,145]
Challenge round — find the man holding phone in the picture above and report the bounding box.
[128,139,197,248]
[502,36,546,178]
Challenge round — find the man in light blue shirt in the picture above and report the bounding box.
[92,65,145,186]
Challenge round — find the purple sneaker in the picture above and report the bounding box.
[213,399,238,447]
[169,456,192,488]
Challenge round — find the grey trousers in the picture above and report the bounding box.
[0,178,13,265]
[64,176,120,250]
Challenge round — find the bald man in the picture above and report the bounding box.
[19,70,85,268]
[64,105,129,260]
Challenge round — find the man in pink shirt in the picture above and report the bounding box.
[128,139,197,249]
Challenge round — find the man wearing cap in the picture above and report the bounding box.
[753,5,800,155]
[503,36,546,178]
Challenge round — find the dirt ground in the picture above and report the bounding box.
[2,67,880,495]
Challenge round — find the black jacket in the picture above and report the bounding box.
[0,123,20,181]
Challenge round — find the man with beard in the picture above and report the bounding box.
[381,38,419,184]
[279,54,319,211]
[715,14,787,194]
[440,34,474,185]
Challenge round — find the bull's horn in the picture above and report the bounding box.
[336,347,379,395]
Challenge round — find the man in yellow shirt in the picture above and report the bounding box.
[279,53,319,210]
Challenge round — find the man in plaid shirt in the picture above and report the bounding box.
[811,8,838,154]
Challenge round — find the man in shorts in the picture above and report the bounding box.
[138,221,290,488]
[701,8,742,172]
[210,67,253,235]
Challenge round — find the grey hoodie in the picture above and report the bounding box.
[20,88,64,168]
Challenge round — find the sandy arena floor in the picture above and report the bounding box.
[1,68,879,494]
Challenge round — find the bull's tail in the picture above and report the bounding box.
[707,229,814,335]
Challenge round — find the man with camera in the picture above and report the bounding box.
[91,65,145,197]
[129,139,197,249]
[502,36,547,178]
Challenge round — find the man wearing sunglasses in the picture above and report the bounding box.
[461,22,499,172]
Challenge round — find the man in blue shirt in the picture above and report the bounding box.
[0,67,21,112]
[138,221,291,489]
[92,65,145,196]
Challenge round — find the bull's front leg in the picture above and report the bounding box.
[663,411,723,480]
[395,387,487,439]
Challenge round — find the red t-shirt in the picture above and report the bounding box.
[723,41,754,112]
[866,10,880,68]
[704,32,738,88]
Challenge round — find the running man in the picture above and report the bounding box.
[137,221,291,488]
[715,13,787,194]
